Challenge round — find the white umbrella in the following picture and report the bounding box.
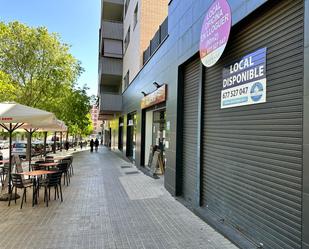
[0,102,55,124]
[0,102,55,199]
[22,119,67,158]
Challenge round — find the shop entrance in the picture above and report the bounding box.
[126,112,136,161]
[142,106,166,173]
[118,117,123,151]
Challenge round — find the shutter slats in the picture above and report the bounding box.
[181,59,200,204]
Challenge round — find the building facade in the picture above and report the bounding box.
[99,0,309,248]
[90,105,102,134]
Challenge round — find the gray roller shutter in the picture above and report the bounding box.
[201,1,303,249]
[182,58,200,205]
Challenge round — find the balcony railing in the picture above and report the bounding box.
[99,57,123,76]
[100,93,122,112]
[143,17,168,65]
[102,20,123,40]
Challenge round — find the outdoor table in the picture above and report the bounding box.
[19,170,57,206]
[39,162,59,170]
[52,155,72,161]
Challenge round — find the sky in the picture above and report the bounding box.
[0,0,101,96]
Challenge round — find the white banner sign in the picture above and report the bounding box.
[221,47,267,109]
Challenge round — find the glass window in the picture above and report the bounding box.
[133,3,138,29]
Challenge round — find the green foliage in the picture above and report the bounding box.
[0,21,92,137]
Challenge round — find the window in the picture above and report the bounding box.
[124,0,130,16]
[103,39,123,58]
[124,27,130,52]
[123,71,130,91]
[133,3,138,29]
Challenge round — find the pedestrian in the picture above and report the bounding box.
[90,139,94,152]
[65,141,69,151]
[79,141,83,150]
[95,138,99,152]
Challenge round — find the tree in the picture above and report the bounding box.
[0,21,83,108]
[0,21,93,150]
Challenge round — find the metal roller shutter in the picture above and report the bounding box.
[201,1,303,249]
[182,58,200,205]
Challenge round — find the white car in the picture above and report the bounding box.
[12,142,36,159]
[0,140,9,149]
[12,142,27,159]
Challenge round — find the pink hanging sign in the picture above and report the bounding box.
[200,0,232,67]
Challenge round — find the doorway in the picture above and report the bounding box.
[126,112,137,161]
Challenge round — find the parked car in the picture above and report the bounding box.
[12,142,36,159]
[0,140,9,149]
[12,142,27,158]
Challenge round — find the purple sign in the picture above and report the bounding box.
[200,0,231,67]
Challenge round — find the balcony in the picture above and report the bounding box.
[99,57,122,76]
[102,1,123,22]
[100,93,122,115]
[102,21,123,40]
[103,0,123,6]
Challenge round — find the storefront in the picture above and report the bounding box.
[126,112,137,161]
[118,116,124,151]
[141,85,167,173]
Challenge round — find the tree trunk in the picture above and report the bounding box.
[53,131,56,154]
[43,131,47,156]
[26,131,31,161]
[60,132,63,151]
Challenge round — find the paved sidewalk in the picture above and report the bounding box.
[0,147,238,249]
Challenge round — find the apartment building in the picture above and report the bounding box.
[98,0,124,121]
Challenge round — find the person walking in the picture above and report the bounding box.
[95,138,99,152]
[65,141,69,151]
[90,139,94,152]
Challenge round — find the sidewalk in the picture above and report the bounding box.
[0,147,238,249]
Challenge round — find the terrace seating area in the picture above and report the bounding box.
[0,152,74,209]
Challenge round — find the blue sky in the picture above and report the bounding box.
[0,0,101,96]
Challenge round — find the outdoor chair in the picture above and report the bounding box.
[15,156,32,185]
[8,173,32,209]
[68,156,74,175]
[45,156,54,163]
[40,171,63,207]
[57,162,70,186]
[31,163,44,171]
[0,163,9,188]
[62,157,73,177]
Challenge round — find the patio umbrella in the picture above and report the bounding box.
[0,102,55,200]
[22,119,67,168]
